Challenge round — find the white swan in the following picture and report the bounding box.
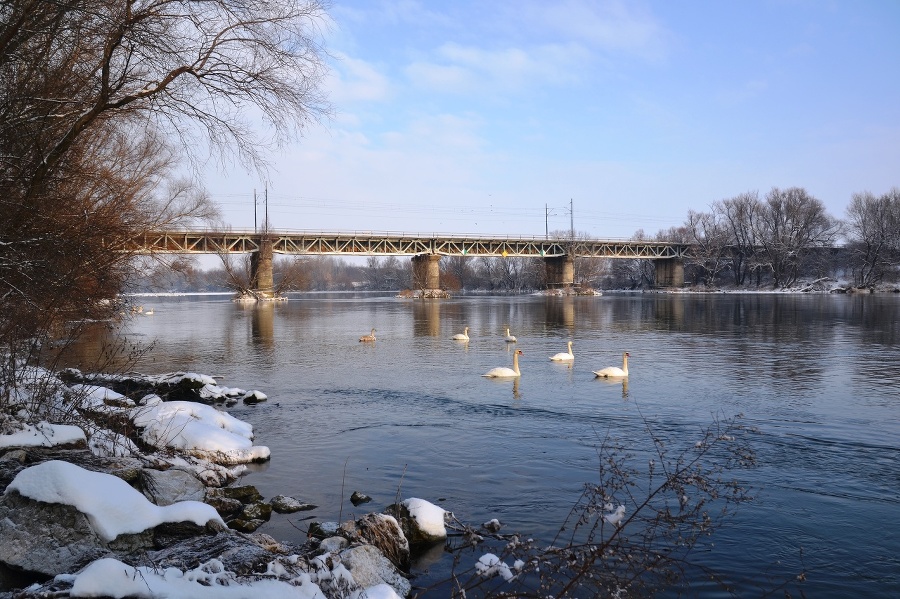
[593,352,629,378]
[144,308,154,315]
[504,327,517,343]
[452,327,470,341]
[483,349,523,378]
[359,328,376,342]
[550,341,574,361]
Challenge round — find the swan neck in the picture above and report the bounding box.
[622,353,628,373]
[513,351,520,374]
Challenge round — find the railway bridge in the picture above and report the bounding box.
[130,230,688,297]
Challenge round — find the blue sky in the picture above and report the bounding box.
[205,0,899,239]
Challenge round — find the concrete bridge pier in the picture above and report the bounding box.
[544,255,575,288]
[412,254,442,291]
[654,257,684,288]
[250,237,275,298]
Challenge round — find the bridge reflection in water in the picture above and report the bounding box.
[131,230,688,296]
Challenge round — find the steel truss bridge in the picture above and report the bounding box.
[128,230,688,293]
[131,230,689,260]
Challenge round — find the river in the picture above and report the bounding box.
[64,291,900,597]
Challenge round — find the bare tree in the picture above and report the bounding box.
[0,0,327,327]
[752,187,840,288]
[443,256,473,291]
[717,192,761,286]
[684,210,730,287]
[1,0,330,397]
[844,188,900,287]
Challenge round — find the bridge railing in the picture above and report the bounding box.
[130,229,690,260]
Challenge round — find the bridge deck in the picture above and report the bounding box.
[131,231,688,260]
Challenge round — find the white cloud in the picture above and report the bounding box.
[405,42,588,95]
[328,54,391,104]
[514,0,670,61]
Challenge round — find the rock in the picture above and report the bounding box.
[353,513,410,572]
[239,502,273,522]
[340,544,412,598]
[150,520,226,549]
[270,494,317,513]
[207,484,263,504]
[308,521,340,539]
[242,390,267,404]
[228,518,266,533]
[482,518,503,532]
[0,491,110,576]
[206,495,244,517]
[104,458,144,484]
[350,491,372,506]
[0,449,27,464]
[318,536,349,553]
[141,468,205,506]
[385,498,450,546]
[140,531,285,576]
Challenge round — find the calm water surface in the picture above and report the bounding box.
[67,292,900,597]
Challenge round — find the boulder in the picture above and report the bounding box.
[208,485,263,504]
[141,468,205,506]
[242,390,268,404]
[141,531,286,576]
[239,501,273,522]
[0,491,110,576]
[353,513,410,572]
[384,498,450,546]
[350,491,372,506]
[206,495,244,517]
[228,518,266,533]
[340,544,412,598]
[318,536,349,553]
[270,494,317,513]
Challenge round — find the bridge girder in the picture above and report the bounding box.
[132,231,689,260]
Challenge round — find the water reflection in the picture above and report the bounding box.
[411,299,441,337]
[543,297,575,330]
[250,303,275,350]
[593,376,629,399]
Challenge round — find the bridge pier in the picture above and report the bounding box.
[411,254,442,292]
[544,255,575,288]
[654,258,684,287]
[250,237,275,298]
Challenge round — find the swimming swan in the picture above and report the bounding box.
[359,328,376,342]
[593,352,629,378]
[483,349,523,378]
[504,327,517,343]
[550,341,574,361]
[452,327,470,341]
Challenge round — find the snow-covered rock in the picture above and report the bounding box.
[385,497,450,545]
[0,421,86,449]
[5,460,225,542]
[132,396,270,464]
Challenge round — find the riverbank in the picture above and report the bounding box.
[0,368,464,598]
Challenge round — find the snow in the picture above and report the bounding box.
[69,384,135,407]
[475,553,519,581]
[5,460,224,542]
[68,558,325,598]
[401,497,448,538]
[349,584,402,599]
[132,395,270,464]
[87,428,139,457]
[0,421,86,448]
[603,504,626,526]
